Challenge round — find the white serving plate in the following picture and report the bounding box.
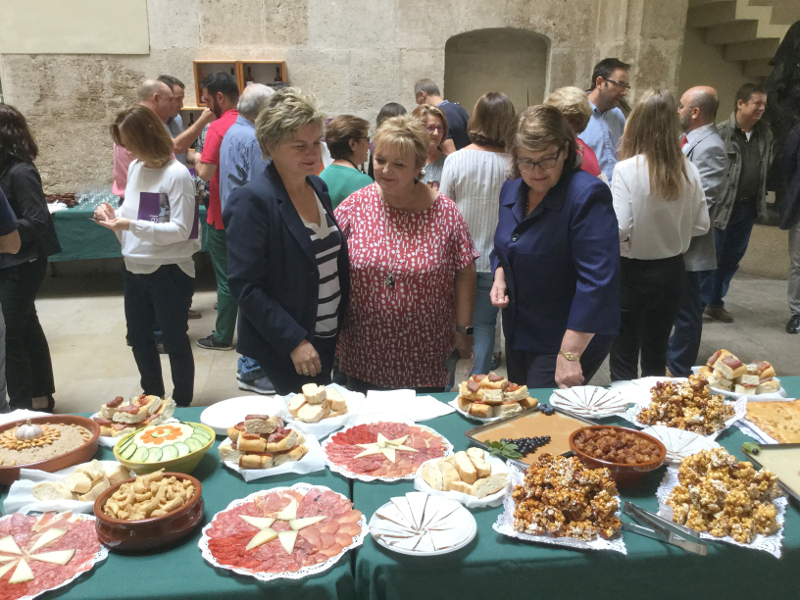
[690,366,787,400]
[447,398,501,423]
[369,492,477,556]
[200,396,289,436]
[549,386,629,418]
[639,425,721,464]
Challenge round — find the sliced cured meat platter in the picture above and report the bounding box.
[321,420,453,482]
[199,483,367,582]
[0,512,108,600]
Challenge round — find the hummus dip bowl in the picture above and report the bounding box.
[0,415,101,484]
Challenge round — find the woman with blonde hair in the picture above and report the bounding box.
[609,88,710,380]
[544,86,602,177]
[440,91,516,375]
[411,104,449,190]
[94,105,200,406]
[223,87,349,394]
[335,115,479,392]
[490,105,620,388]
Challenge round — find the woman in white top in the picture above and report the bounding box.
[440,92,516,375]
[412,104,448,190]
[609,88,710,381]
[95,106,201,406]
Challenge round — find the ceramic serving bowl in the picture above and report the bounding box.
[0,415,101,485]
[569,425,666,486]
[93,472,204,551]
[113,422,215,475]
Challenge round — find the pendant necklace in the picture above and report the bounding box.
[382,199,397,288]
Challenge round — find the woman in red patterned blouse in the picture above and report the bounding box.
[334,115,479,391]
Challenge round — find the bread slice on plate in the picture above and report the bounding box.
[495,402,523,419]
[466,448,491,478]
[288,394,307,417]
[481,389,504,406]
[454,451,478,484]
[297,402,330,423]
[421,462,444,491]
[467,402,492,419]
[757,379,781,394]
[447,480,473,495]
[302,384,327,405]
[519,396,538,410]
[273,445,308,466]
[472,473,507,499]
[326,388,347,412]
[32,482,74,502]
[439,461,460,489]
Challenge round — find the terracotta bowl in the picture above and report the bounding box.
[569,425,667,487]
[0,415,101,485]
[93,473,204,552]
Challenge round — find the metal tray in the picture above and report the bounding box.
[741,442,800,503]
[465,405,598,470]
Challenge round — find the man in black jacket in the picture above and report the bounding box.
[781,122,800,333]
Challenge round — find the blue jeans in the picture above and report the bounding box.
[237,356,265,381]
[700,202,758,308]
[469,272,499,376]
[667,270,710,377]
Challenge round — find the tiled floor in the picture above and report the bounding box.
[34,265,799,415]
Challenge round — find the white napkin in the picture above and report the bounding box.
[356,390,455,422]
[0,410,50,426]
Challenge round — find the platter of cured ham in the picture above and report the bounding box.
[0,511,107,600]
[321,418,453,482]
[199,484,367,582]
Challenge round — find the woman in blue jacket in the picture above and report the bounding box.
[490,105,620,388]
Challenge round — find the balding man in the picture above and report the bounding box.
[666,86,727,376]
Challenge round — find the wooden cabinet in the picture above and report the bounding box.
[187,59,288,109]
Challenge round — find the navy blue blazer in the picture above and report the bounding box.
[222,161,350,372]
[490,169,620,354]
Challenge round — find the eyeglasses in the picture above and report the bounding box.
[358,136,370,142]
[517,149,562,172]
[604,78,631,91]
[426,125,444,133]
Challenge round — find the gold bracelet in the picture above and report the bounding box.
[558,351,581,362]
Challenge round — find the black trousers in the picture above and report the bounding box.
[505,334,614,389]
[122,265,194,406]
[262,335,338,396]
[344,375,447,395]
[0,259,55,407]
[610,255,686,381]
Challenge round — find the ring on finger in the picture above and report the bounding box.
[302,366,309,374]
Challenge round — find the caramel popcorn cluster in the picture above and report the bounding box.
[512,454,621,541]
[637,375,735,435]
[667,448,782,543]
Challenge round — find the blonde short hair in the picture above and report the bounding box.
[543,86,592,134]
[255,87,325,158]
[373,115,429,168]
[410,104,449,144]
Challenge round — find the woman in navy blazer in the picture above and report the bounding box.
[223,88,349,395]
[490,105,620,388]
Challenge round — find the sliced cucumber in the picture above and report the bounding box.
[131,447,149,463]
[118,437,133,453]
[185,437,202,452]
[120,443,137,460]
[174,442,191,457]
[146,447,163,463]
[191,427,212,443]
[161,445,179,461]
[189,434,209,448]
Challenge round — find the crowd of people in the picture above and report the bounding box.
[0,56,798,409]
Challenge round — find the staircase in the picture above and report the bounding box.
[688,0,800,77]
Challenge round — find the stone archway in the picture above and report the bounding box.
[444,28,549,114]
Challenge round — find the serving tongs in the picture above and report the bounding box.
[622,502,708,555]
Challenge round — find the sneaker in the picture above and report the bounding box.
[703,306,734,323]
[196,335,233,351]
[238,376,276,394]
[188,309,202,319]
[490,352,501,370]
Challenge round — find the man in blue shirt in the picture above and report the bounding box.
[219,83,275,394]
[578,58,630,183]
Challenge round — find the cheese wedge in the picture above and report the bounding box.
[275,499,298,521]
[278,530,298,554]
[289,516,326,531]
[239,515,277,529]
[9,558,34,584]
[29,528,66,553]
[0,561,17,579]
[28,550,75,565]
[0,536,22,555]
[245,527,278,551]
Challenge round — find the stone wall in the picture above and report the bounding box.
[0,0,691,193]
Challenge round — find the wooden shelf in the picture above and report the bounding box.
[191,60,288,107]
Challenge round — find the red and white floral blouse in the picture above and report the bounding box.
[334,183,479,388]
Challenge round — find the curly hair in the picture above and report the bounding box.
[0,104,38,168]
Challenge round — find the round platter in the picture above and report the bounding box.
[639,425,721,464]
[549,386,630,418]
[0,416,100,485]
[200,396,288,436]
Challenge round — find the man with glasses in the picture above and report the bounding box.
[579,58,630,183]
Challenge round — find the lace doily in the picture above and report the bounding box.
[733,419,779,444]
[491,465,627,554]
[321,421,454,483]
[655,467,786,558]
[0,513,109,600]
[198,483,368,582]
[619,396,747,440]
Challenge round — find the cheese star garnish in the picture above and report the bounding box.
[0,526,75,584]
[239,499,326,554]
[353,433,419,463]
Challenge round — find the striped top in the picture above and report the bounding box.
[300,195,342,337]
[440,149,510,272]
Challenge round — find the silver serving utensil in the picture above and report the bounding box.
[622,502,708,555]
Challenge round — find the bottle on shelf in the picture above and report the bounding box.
[274,66,283,83]
[188,112,195,126]
[245,67,255,86]
[230,67,235,76]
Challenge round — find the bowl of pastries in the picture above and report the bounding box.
[569,425,666,486]
[457,373,538,420]
[93,469,204,551]
[113,421,215,475]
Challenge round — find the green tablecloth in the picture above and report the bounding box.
[49,205,210,262]
[0,407,354,600]
[352,380,800,600]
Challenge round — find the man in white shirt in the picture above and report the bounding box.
[579,58,630,182]
[667,86,727,376]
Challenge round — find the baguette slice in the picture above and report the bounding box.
[495,402,523,419]
[467,402,492,419]
[244,415,280,435]
[454,451,478,484]
[447,480,473,495]
[302,384,327,405]
[482,389,504,406]
[439,462,461,489]
[503,384,529,402]
[297,402,330,423]
[273,445,308,466]
[757,361,776,379]
[740,374,760,387]
[420,461,444,491]
[519,396,539,410]
[327,388,347,412]
[756,380,781,394]
[78,478,110,502]
[32,482,74,502]
[714,354,746,380]
[219,444,244,463]
[472,473,507,498]
[106,465,131,486]
[288,394,307,418]
[457,396,472,412]
[239,453,273,469]
[466,448,491,478]
[63,472,92,494]
[77,460,107,484]
[266,430,300,453]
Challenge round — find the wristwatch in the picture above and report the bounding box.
[455,325,474,335]
[558,351,581,362]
